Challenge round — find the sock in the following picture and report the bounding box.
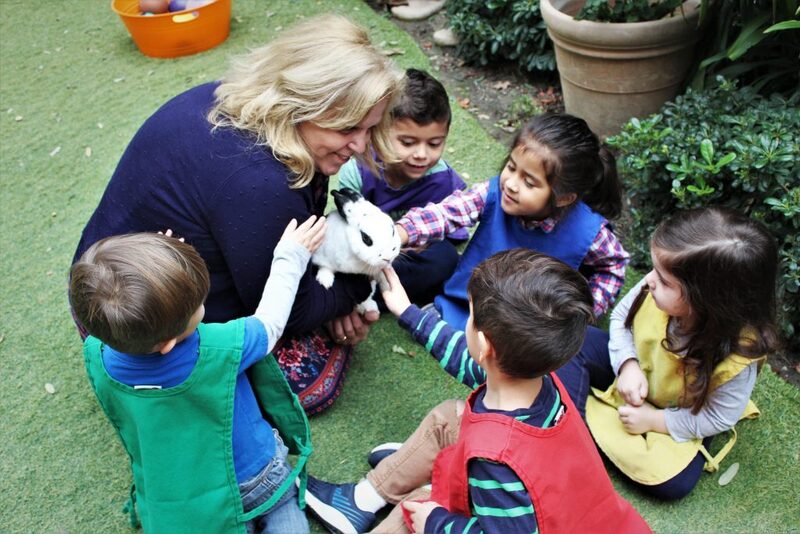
[353,479,387,513]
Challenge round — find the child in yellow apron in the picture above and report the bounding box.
[557,207,780,500]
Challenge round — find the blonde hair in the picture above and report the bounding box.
[208,15,404,188]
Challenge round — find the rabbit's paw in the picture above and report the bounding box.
[356,297,379,315]
[316,268,335,289]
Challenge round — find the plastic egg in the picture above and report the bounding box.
[139,0,169,14]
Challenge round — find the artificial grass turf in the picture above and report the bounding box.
[0,0,797,532]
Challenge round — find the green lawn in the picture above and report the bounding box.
[1,1,798,532]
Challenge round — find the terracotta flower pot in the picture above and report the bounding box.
[541,0,703,137]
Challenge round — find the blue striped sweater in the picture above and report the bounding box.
[397,305,566,534]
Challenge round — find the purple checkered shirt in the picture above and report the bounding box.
[397,180,629,317]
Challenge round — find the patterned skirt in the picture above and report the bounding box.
[272,329,351,415]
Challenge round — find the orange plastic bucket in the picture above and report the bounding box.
[111,0,231,58]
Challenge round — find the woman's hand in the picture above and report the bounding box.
[326,308,380,345]
[618,403,667,435]
[280,215,327,253]
[402,500,441,533]
[616,358,648,407]
[380,267,412,318]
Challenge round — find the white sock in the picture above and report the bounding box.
[353,479,387,513]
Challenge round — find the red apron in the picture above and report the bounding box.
[405,374,650,533]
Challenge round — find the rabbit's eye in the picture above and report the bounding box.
[360,231,373,247]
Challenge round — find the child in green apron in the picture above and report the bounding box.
[69,216,326,533]
[557,207,780,499]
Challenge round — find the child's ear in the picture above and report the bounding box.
[477,330,495,363]
[155,337,178,355]
[555,192,577,208]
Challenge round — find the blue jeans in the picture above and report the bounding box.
[240,431,309,534]
[556,326,715,500]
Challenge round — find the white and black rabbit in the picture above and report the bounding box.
[311,188,401,314]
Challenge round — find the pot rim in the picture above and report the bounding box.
[541,0,702,46]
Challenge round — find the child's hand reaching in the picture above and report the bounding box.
[280,215,326,253]
[381,266,412,317]
[618,403,667,435]
[403,500,442,533]
[616,358,648,406]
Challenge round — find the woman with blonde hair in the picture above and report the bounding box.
[72,14,404,414]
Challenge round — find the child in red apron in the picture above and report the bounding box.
[303,249,650,533]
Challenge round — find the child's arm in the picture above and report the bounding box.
[420,460,539,534]
[582,223,630,317]
[618,362,757,437]
[609,278,649,406]
[252,216,327,354]
[395,180,489,247]
[664,363,758,440]
[382,267,486,388]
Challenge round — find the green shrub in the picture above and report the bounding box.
[446,0,555,73]
[608,78,800,350]
[575,0,683,22]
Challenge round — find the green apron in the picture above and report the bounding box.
[84,319,312,532]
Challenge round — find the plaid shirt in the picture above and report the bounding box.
[397,180,629,317]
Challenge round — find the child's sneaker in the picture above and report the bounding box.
[367,442,402,469]
[304,476,376,534]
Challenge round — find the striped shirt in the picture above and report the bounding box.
[396,180,629,317]
[398,305,566,534]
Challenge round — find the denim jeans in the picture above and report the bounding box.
[240,431,309,534]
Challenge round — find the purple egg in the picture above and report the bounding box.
[168,0,189,12]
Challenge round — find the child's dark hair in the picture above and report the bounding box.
[468,248,594,378]
[625,207,780,413]
[69,233,210,354]
[510,112,622,220]
[391,68,451,127]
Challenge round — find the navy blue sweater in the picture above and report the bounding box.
[73,83,370,331]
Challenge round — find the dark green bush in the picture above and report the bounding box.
[575,0,683,22]
[446,0,555,73]
[608,78,800,350]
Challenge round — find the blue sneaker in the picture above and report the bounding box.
[304,476,376,534]
[366,442,402,469]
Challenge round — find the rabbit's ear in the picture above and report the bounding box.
[332,188,363,221]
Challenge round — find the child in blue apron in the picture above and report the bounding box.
[395,112,628,329]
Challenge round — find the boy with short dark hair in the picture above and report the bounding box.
[70,216,325,533]
[338,68,468,306]
[304,249,650,534]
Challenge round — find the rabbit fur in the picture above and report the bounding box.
[311,188,401,314]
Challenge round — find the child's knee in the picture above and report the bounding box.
[426,399,465,428]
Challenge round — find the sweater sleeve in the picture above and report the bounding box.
[608,278,648,375]
[424,459,539,534]
[582,223,630,317]
[252,240,312,353]
[336,159,363,192]
[205,163,371,335]
[664,362,758,441]
[397,181,490,247]
[397,305,486,388]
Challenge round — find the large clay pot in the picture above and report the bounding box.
[541,0,702,137]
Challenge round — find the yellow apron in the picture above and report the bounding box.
[586,294,763,485]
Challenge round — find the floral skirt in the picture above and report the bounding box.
[272,329,351,415]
